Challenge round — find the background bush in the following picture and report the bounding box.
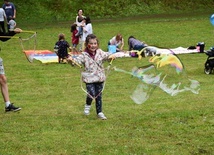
[10,0,214,24]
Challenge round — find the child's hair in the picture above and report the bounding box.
[85,16,91,25]
[85,34,99,47]
[116,34,122,41]
[58,33,65,41]
[71,23,77,32]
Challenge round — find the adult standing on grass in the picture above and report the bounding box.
[2,0,16,29]
[75,9,85,38]
[0,28,22,112]
[67,34,115,120]
[0,7,7,33]
[77,17,86,52]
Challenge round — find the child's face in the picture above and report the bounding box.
[87,38,98,52]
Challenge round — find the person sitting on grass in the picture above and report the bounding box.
[108,33,124,52]
[54,33,72,63]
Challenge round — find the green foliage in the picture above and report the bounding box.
[11,0,214,24]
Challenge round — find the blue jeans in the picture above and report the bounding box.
[86,82,104,114]
[133,44,146,51]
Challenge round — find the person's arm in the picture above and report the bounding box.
[3,11,7,23]
[66,41,72,52]
[120,38,124,50]
[13,9,16,19]
[128,40,132,51]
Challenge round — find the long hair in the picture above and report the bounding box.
[116,34,122,41]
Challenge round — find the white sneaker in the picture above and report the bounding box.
[97,112,107,120]
[84,104,91,115]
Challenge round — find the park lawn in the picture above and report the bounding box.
[0,13,213,155]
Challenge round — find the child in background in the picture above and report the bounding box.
[70,23,79,54]
[8,16,16,31]
[54,33,72,63]
[78,17,86,52]
[67,34,115,120]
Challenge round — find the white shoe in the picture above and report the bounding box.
[84,104,91,115]
[97,112,107,120]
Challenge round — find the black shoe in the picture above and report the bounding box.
[5,103,21,112]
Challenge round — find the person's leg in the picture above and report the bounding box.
[0,74,9,102]
[84,83,95,115]
[133,45,144,51]
[0,58,21,112]
[95,82,103,114]
[95,82,107,120]
[85,83,95,105]
[0,22,3,32]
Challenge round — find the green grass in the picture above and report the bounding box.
[0,13,214,155]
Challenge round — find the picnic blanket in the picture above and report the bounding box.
[23,46,200,63]
[112,46,200,58]
[24,50,58,63]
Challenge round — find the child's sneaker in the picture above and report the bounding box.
[5,103,21,112]
[84,104,91,115]
[97,112,107,120]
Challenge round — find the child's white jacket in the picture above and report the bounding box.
[74,49,111,83]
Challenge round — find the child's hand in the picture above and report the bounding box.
[14,28,22,33]
[69,47,72,52]
[67,55,73,62]
[109,54,116,60]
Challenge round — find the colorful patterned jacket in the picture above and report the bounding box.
[74,49,111,83]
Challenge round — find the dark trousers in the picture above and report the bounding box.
[86,82,103,114]
[0,21,6,33]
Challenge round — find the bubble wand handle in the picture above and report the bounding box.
[109,58,114,65]
[67,56,82,68]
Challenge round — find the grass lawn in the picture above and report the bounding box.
[0,12,213,155]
